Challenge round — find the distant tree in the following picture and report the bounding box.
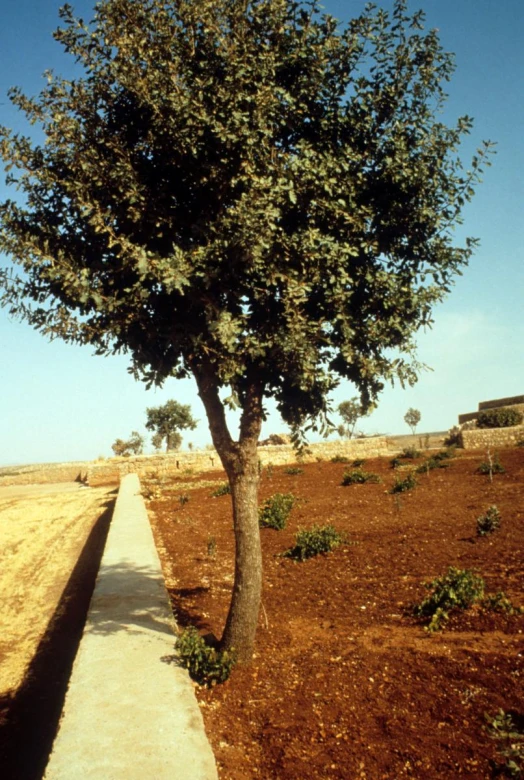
[111,431,144,457]
[0,0,490,661]
[145,400,196,452]
[151,432,163,452]
[404,408,422,435]
[338,398,364,440]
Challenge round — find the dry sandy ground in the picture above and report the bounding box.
[0,483,115,697]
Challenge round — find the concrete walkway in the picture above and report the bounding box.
[45,473,218,780]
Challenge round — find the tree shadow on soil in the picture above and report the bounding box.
[0,494,116,780]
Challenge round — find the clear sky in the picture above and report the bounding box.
[0,0,522,465]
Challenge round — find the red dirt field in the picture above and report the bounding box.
[147,447,524,780]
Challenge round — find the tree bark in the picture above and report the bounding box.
[220,441,262,661]
[192,361,263,662]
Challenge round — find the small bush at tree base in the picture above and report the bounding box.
[476,505,501,537]
[259,493,296,530]
[284,525,344,561]
[390,471,417,493]
[331,454,350,463]
[176,627,236,687]
[341,469,381,486]
[477,407,523,428]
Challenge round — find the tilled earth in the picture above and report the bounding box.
[147,447,524,780]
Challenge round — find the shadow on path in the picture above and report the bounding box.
[0,495,116,780]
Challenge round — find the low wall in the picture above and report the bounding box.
[460,425,524,449]
[0,437,393,488]
[0,462,88,487]
[86,437,391,485]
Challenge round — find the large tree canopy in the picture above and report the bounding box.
[0,0,491,659]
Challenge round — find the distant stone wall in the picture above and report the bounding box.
[87,436,391,485]
[460,425,524,450]
[0,437,393,488]
[0,462,88,487]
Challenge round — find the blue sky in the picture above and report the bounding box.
[0,0,522,465]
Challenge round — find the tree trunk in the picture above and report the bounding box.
[192,361,263,662]
[220,442,262,661]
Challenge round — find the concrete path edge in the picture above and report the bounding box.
[44,473,218,779]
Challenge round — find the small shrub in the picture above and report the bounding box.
[390,471,417,493]
[176,627,235,687]
[331,454,350,463]
[416,458,445,474]
[390,457,402,469]
[352,458,366,467]
[401,446,421,459]
[414,569,521,632]
[414,567,485,632]
[259,493,296,530]
[284,466,303,475]
[482,591,521,614]
[485,709,524,778]
[476,505,501,537]
[517,439,524,448]
[477,453,506,476]
[284,524,343,561]
[341,469,381,486]
[142,483,161,500]
[434,446,456,461]
[419,433,430,449]
[416,448,456,474]
[178,493,190,506]
[477,407,523,429]
[211,482,231,497]
[207,535,217,557]
[444,426,462,447]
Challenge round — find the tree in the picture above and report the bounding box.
[111,431,144,457]
[338,398,364,440]
[145,400,196,452]
[404,407,422,435]
[0,0,491,661]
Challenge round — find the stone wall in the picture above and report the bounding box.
[86,436,392,485]
[460,425,524,450]
[0,437,393,488]
[0,462,88,487]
